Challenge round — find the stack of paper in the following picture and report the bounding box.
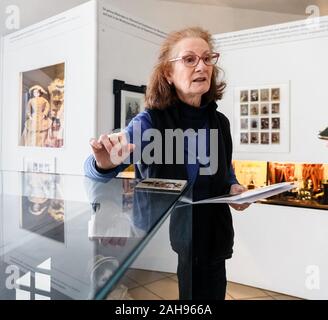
[192,182,296,205]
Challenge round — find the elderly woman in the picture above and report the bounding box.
[85,27,249,300]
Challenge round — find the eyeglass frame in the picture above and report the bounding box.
[168,52,220,67]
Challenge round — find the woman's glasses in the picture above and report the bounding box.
[169,52,220,67]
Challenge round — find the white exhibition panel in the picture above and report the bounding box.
[214,17,328,299]
[1,1,98,175]
[0,0,167,174]
[216,17,328,163]
[96,0,165,134]
[228,204,328,300]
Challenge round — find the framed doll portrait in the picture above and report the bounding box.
[20,63,65,149]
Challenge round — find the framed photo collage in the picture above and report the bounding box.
[239,87,281,146]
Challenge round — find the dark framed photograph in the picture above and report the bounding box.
[250,132,259,144]
[251,119,259,130]
[261,118,269,130]
[260,103,269,115]
[272,117,280,129]
[113,79,147,129]
[250,89,259,102]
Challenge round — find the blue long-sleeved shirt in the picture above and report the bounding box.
[84,103,238,200]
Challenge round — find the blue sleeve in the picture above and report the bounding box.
[84,111,152,179]
[124,110,153,162]
[228,163,239,185]
[84,155,128,181]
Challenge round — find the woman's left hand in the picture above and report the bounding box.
[229,184,251,212]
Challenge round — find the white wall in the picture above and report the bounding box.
[215,18,328,299]
[93,0,305,34]
[228,204,328,300]
[1,1,98,174]
[217,19,328,164]
[96,1,165,134]
[0,0,304,38]
[0,0,304,170]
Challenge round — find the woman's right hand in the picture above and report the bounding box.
[89,132,135,170]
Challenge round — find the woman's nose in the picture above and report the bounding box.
[195,58,208,71]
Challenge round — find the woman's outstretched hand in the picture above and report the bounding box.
[89,132,135,170]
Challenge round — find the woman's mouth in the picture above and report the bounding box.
[192,77,207,83]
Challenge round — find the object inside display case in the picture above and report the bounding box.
[232,160,267,189]
[20,63,65,148]
[232,160,328,210]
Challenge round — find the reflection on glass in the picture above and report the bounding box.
[89,255,119,292]
[21,172,65,242]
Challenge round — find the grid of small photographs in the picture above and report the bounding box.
[239,87,281,145]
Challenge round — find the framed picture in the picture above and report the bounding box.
[233,83,290,153]
[20,63,65,149]
[113,79,147,130]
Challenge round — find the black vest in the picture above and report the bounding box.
[135,100,235,260]
[137,100,232,195]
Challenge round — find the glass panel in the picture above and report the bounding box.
[0,171,192,300]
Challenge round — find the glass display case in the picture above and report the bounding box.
[233,160,328,210]
[0,171,192,300]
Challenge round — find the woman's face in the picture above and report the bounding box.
[167,37,213,105]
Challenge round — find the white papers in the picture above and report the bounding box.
[88,214,132,239]
[88,210,146,239]
[192,182,296,204]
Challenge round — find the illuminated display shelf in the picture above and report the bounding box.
[233,160,328,210]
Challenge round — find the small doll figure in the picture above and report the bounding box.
[46,79,65,148]
[21,85,52,147]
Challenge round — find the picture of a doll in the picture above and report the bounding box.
[46,79,65,148]
[21,85,52,147]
